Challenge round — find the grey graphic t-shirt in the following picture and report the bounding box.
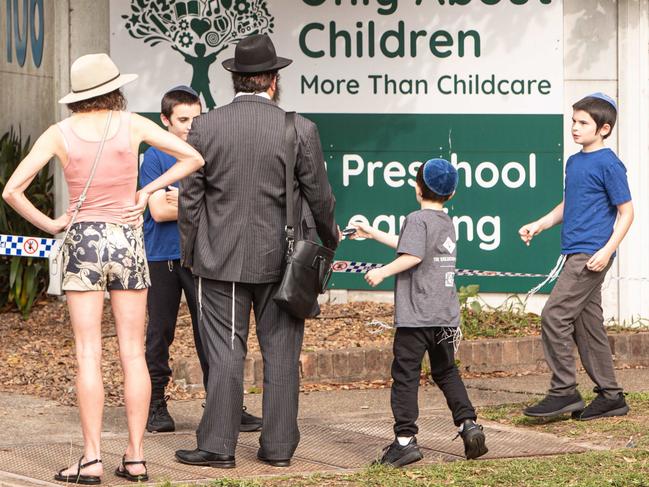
[394,209,460,328]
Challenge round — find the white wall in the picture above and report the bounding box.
[0,1,56,142]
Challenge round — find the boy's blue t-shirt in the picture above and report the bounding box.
[562,148,632,255]
[140,147,181,261]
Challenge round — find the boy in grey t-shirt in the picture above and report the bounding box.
[352,158,487,467]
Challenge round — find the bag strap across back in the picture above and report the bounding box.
[283,111,297,254]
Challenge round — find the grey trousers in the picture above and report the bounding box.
[195,278,304,459]
[541,253,622,399]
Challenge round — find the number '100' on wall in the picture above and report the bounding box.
[3,0,44,68]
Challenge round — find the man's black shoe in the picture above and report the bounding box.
[573,390,629,421]
[256,451,290,467]
[372,436,423,467]
[147,396,175,433]
[523,392,585,418]
[240,406,262,432]
[458,419,488,460]
[174,449,235,469]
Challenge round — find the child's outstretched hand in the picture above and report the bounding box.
[518,221,542,246]
[350,222,374,240]
[365,268,385,287]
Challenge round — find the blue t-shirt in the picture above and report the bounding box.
[140,147,181,261]
[562,148,632,255]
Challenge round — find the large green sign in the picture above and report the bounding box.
[112,1,564,294]
[309,113,563,292]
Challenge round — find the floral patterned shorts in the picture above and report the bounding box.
[62,222,150,291]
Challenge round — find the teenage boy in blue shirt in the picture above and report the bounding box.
[519,93,634,420]
[141,86,262,433]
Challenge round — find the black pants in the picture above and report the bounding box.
[145,260,209,399]
[391,327,476,437]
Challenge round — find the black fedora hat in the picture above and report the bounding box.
[222,34,292,73]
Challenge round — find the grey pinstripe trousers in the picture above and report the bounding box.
[196,278,304,459]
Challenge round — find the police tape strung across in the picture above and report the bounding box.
[4,234,649,284]
[330,259,548,277]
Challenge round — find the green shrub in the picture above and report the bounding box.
[0,128,54,318]
[459,284,541,338]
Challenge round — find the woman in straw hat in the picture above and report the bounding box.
[3,53,204,484]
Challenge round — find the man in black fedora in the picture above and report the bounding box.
[175,34,339,468]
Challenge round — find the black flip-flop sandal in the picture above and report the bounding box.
[115,455,148,482]
[54,456,102,485]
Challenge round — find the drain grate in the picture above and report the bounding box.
[331,416,587,459]
[0,414,589,485]
[237,423,459,468]
[0,436,339,486]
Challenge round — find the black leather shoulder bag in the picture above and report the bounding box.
[273,112,335,319]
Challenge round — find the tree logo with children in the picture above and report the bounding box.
[122,0,275,110]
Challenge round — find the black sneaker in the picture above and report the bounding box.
[147,396,175,433]
[458,419,488,460]
[573,390,629,421]
[240,406,262,432]
[523,392,585,418]
[373,437,423,467]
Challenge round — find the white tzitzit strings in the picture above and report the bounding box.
[525,254,566,300]
[365,321,463,353]
[198,276,203,322]
[366,320,393,334]
[437,326,463,353]
[231,282,236,350]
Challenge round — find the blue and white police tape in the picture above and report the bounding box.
[330,259,649,285]
[0,234,58,258]
[4,233,649,284]
[331,260,549,278]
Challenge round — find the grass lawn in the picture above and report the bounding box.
[169,392,649,487]
[163,450,649,487]
[478,391,649,450]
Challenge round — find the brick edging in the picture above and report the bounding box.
[171,332,649,389]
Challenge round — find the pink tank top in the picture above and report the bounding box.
[58,112,138,225]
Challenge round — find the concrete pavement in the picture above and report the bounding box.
[0,368,647,485]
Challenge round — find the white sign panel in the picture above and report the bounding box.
[110,0,562,114]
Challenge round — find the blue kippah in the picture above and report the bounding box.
[165,85,199,98]
[586,92,617,111]
[422,158,458,196]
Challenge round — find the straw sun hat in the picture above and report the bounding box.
[58,53,137,104]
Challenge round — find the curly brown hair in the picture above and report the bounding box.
[67,89,127,113]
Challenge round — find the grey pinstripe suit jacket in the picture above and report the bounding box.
[178,95,338,284]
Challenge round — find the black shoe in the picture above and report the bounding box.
[257,451,291,467]
[372,437,423,467]
[147,395,175,433]
[573,390,629,421]
[240,406,263,432]
[523,392,585,418]
[174,449,235,469]
[458,419,488,460]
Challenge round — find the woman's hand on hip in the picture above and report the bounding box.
[123,190,150,225]
[48,213,72,235]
